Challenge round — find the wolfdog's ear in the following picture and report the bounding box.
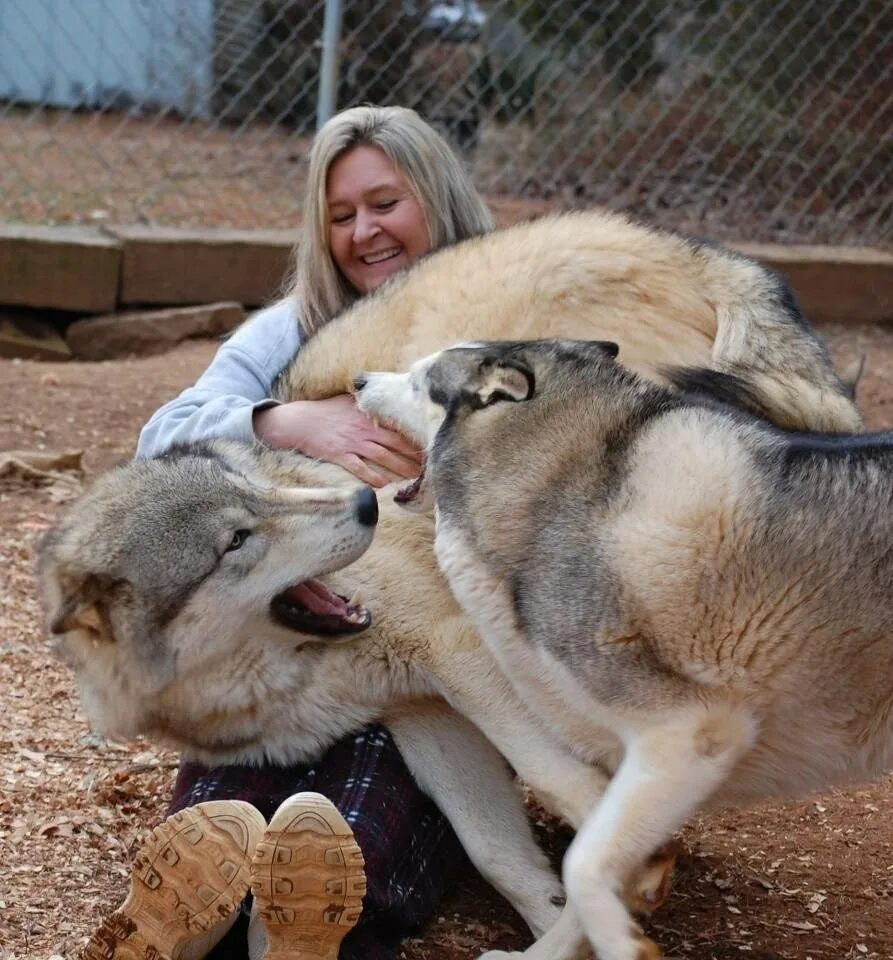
[839,353,866,400]
[49,574,117,644]
[466,357,535,409]
[593,340,620,359]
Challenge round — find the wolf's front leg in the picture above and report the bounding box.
[478,902,591,960]
[564,704,757,960]
[385,700,564,938]
[436,652,678,916]
[430,645,615,829]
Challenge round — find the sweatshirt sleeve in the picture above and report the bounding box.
[136,298,302,459]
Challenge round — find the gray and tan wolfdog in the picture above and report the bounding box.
[355,337,893,960]
[39,210,862,956]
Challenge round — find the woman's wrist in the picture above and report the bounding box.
[253,401,310,451]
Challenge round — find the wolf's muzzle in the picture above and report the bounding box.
[354,487,379,527]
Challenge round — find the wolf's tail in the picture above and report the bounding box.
[705,253,862,433]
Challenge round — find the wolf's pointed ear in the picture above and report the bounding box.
[839,353,866,400]
[49,575,116,644]
[466,358,535,409]
[594,340,620,359]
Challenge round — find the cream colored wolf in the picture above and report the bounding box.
[356,337,892,960]
[281,211,859,433]
[39,210,860,956]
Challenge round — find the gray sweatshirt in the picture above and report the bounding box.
[137,298,301,459]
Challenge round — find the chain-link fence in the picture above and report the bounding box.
[1,0,890,244]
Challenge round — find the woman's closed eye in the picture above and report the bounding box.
[331,199,398,224]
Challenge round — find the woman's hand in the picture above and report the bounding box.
[253,394,422,488]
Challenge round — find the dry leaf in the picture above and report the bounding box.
[38,819,75,838]
[806,893,827,913]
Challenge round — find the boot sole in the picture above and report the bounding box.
[82,800,266,960]
[250,792,366,960]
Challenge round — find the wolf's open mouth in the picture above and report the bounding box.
[271,578,371,635]
[395,455,426,504]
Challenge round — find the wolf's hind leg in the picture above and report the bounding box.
[386,702,565,938]
[564,703,757,960]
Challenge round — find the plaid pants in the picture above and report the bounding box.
[168,724,470,960]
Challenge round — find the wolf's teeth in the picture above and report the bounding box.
[348,605,371,624]
[348,589,364,607]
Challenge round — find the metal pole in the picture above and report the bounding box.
[316,0,343,129]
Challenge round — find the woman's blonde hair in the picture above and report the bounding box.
[290,104,494,336]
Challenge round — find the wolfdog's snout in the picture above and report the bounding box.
[354,486,378,527]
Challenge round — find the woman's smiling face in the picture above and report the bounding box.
[326,144,432,294]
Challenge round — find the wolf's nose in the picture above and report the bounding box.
[353,375,367,392]
[354,486,378,527]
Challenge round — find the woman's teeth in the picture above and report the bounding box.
[362,248,401,265]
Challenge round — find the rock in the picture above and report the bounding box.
[64,302,245,361]
[0,312,71,361]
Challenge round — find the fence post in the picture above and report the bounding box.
[317,0,344,129]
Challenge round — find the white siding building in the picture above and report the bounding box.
[0,0,214,115]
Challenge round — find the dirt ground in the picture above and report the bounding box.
[2,320,893,960]
[0,111,562,234]
[3,110,889,248]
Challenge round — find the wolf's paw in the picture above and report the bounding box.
[623,840,680,916]
[634,932,664,959]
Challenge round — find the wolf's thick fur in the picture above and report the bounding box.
[40,210,861,955]
[281,211,859,433]
[357,338,893,960]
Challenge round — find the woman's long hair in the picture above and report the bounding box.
[290,105,494,337]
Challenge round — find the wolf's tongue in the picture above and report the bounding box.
[273,578,371,635]
[395,473,423,503]
[395,454,426,504]
[282,578,348,616]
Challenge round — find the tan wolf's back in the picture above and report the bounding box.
[282,210,859,433]
[284,212,717,397]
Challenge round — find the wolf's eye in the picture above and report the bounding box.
[226,529,251,552]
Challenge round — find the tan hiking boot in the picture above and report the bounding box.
[82,799,266,960]
[249,792,367,960]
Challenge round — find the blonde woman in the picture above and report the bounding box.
[89,106,494,960]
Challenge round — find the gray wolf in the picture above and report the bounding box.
[39,210,860,953]
[40,439,574,937]
[355,338,893,960]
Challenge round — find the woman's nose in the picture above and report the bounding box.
[353,209,381,243]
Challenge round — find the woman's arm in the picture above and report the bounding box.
[254,395,421,487]
[136,298,300,459]
[137,298,420,487]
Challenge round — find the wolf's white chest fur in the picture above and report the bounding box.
[434,517,625,762]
